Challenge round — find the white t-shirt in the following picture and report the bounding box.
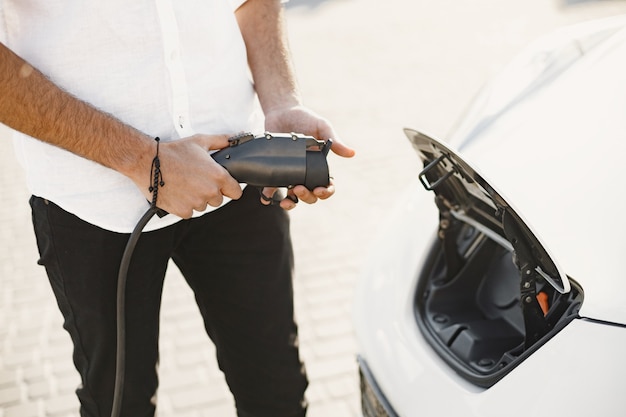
[0,0,265,232]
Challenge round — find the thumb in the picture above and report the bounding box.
[317,125,355,158]
[191,133,232,151]
[329,138,356,158]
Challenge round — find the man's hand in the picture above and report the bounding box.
[261,105,355,210]
[129,134,243,219]
[236,0,355,210]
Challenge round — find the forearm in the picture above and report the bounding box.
[0,43,153,179]
[235,0,301,113]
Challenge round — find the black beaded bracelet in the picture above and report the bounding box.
[148,137,165,208]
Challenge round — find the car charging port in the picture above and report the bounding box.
[406,128,584,387]
[414,205,583,387]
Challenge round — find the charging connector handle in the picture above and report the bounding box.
[212,132,332,190]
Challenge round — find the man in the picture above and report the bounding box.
[0,1,355,416]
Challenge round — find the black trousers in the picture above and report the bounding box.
[30,186,308,417]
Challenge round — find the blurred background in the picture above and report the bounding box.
[2,1,626,416]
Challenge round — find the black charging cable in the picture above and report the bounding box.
[110,138,163,417]
[111,206,157,417]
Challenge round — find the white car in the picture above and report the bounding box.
[353,14,626,417]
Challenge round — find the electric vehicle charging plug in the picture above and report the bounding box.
[212,131,332,190]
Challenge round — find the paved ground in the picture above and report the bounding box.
[2,1,626,416]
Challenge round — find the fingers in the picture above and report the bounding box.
[294,182,335,203]
[187,156,242,205]
[165,181,237,219]
[260,182,336,211]
[279,187,299,210]
[260,187,278,206]
[155,136,243,217]
[260,187,300,210]
[219,170,244,201]
[188,134,244,201]
[329,137,356,158]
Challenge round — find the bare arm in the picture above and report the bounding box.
[235,0,300,114]
[0,43,154,177]
[236,0,355,209]
[0,43,241,218]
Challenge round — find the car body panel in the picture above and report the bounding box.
[452,26,626,323]
[354,14,626,417]
[357,312,626,416]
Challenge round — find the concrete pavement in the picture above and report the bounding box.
[3,1,626,416]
